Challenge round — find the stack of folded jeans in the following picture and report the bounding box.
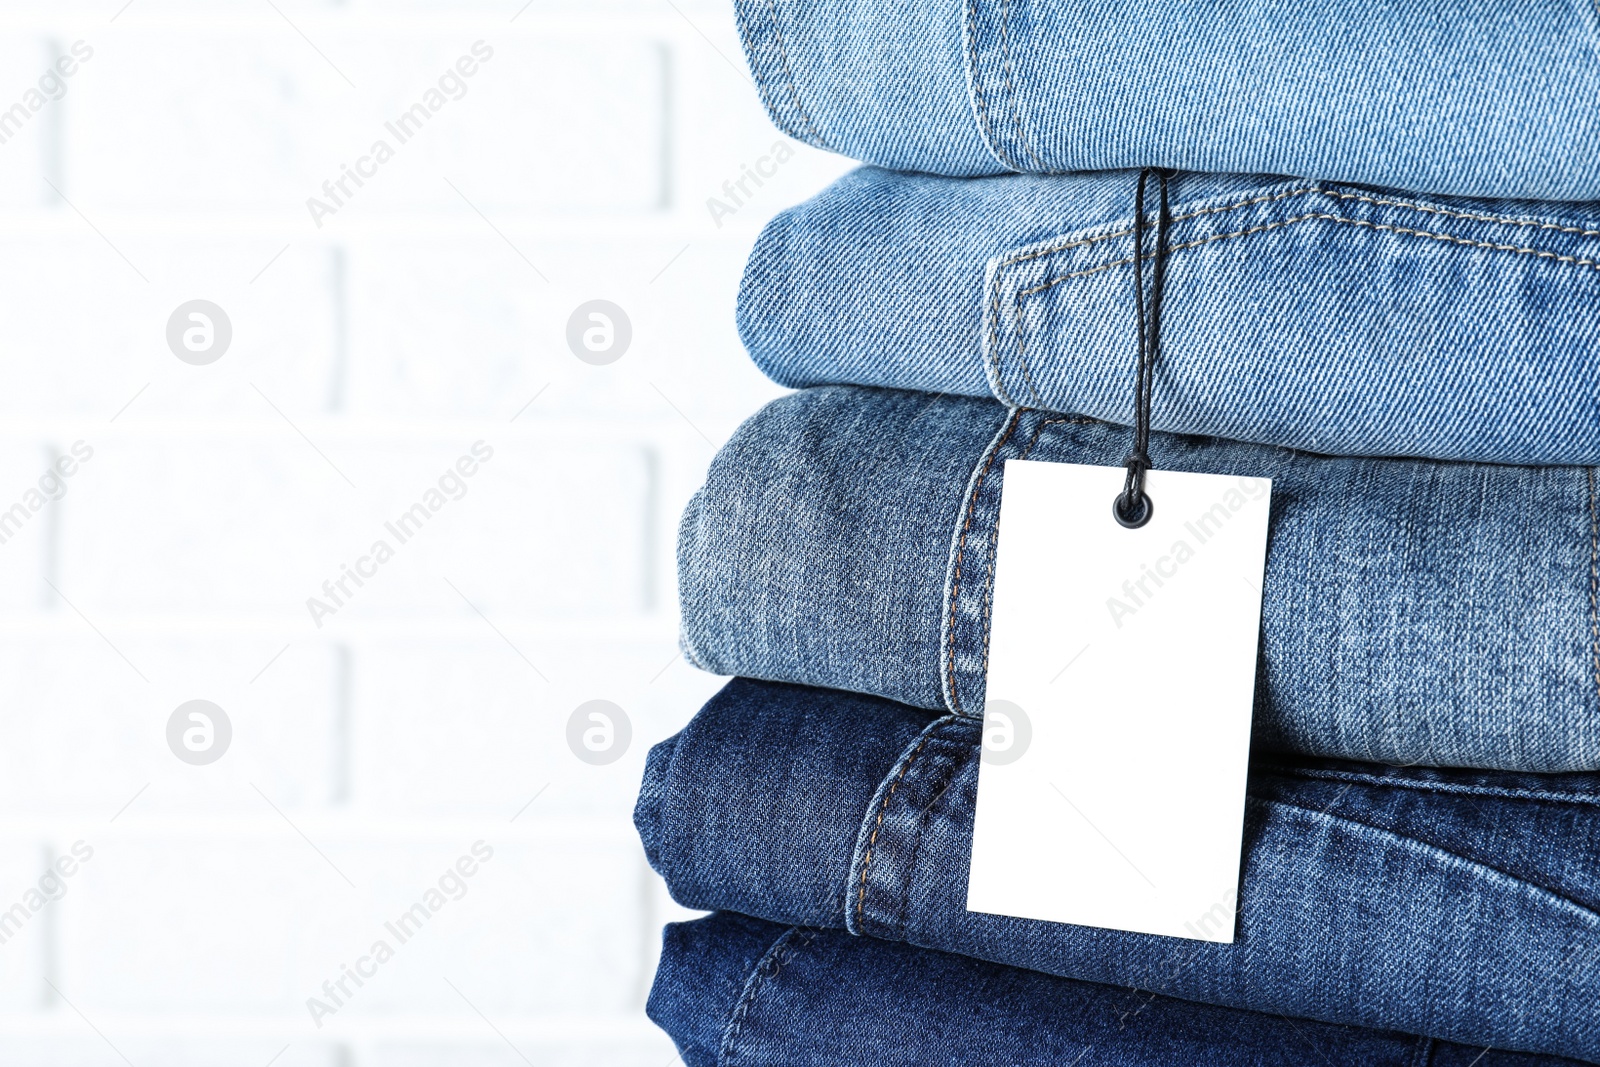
[638,2,1600,1063]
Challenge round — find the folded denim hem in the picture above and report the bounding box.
[938,406,1104,716]
[641,680,1600,1060]
[739,169,1600,465]
[839,713,1600,1061]
[677,386,1600,770]
[980,182,1600,447]
[733,0,1600,200]
[731,0,827,152]
[939,404,1600,766]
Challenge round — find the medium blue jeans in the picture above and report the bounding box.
[680,386,1600,772]
[636,679,1600,1063]
[735,0,1600,202]
[651,912,1586,1066]
[739,168,1600,465]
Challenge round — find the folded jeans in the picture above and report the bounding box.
[739,167,1600,464]
[650,912,1586,1067]
[735,0,1600,201]
[637,679,1600,1062]
[679,386,1600,772]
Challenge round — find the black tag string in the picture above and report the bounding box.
[1112,168,1172,530]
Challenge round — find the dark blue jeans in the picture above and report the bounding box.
[652,912,1585,1066]
[637,679,1600,1063]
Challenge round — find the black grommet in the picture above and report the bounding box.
[1112,491,1153,529]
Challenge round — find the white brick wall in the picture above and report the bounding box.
[0,2,854,1062]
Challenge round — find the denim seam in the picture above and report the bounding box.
[1256,762,1600,807]
[1009,285,1047,407]
[1265,795,1600,927]
[985,279,1013,406]
[1018,210,1600,306]
[890,742,973,937]
[999,185,1319,277]
[1000,185,1600,277]
[758,0,824,149]
[1321,189,1600,237]
[987,254,1026,406]
[965,0,1025,171]
[977,417,1090,682]
[855,736,930,930]
[716,925,817,1066]
[992,184,1321,400]
[997,0,1054,173]
[1589,467,1598,723]
[946,408,1023,713]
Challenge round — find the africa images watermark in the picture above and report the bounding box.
[305,840,495,1027]
[306,40,495,228]
[704,139,796,228]
[0,441,94,548]
[306,441,494,627]
[0,41,93,149]
[0,842,94,948]
[1105,476,1269,629]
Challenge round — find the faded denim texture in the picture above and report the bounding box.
[735,0,1600,201]
[637,679,1600,1063]
[650,912,1588,1067]
[739,168,1600,465]
[679,386,1600,772]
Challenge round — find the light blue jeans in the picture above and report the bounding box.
[736,0,1600,201]
[739,168,1600,464]
[679,386,1600,772]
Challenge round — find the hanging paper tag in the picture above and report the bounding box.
[967,460,1270,943]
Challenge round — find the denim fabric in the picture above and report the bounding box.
[650,912,1586,1066]
[637,679,1600,1063]
[735,0,1600,202]
[678,386,1600,772]
[738,167,1600,465]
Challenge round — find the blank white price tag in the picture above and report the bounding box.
[967,460,1271,943]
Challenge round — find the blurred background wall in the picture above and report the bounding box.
[0,1,850,1062]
